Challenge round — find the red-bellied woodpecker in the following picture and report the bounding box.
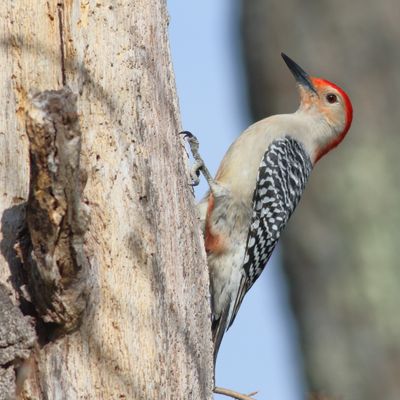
[182,53,353,364]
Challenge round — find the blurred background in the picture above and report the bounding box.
[169,1,400,399]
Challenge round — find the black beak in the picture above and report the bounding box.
[281,53,317,94]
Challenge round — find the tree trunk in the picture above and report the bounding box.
[0,1,213,399]
[241,1,400,399]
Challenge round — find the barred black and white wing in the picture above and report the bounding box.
[228,136,313,329]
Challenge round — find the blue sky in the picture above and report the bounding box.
[168,2,306,399]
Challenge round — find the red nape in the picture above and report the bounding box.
[312,77,353,162]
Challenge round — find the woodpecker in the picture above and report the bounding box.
[182,53,353,363]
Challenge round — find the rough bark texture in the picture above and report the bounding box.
[241,1,400,399]
[18,88,89,332]
[0,284,36,399]
[0,1,213,399]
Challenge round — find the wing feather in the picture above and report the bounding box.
[227,136,313,329]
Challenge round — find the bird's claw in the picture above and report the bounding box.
[179,130,194,139]
[180,130,210,187]
[189,162,202,186]
[180,130,200,152]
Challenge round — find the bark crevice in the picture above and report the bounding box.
[57,3,67,86]
[15,87,90,334]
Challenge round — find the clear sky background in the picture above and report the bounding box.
[168,2,306,399]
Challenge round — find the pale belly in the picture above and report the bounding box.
[205,191,252,320]
[208,239,247,319]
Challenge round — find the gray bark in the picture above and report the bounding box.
[0,1,213,399]
[0,285,36,399]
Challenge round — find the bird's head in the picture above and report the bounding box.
[282,53,353,162]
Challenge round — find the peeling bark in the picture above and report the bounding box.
[18,88,89,332]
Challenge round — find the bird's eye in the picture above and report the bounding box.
[326,93,338,104]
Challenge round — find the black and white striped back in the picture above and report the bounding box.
[228,136,312,329]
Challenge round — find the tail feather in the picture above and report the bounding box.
[212,306,230,367]
[212,276,249,367]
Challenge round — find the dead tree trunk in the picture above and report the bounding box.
[0,1,213,399]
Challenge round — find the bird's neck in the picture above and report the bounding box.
[291,110,333,164]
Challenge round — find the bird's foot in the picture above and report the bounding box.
[180,131,214,188]
[214,386,258,400]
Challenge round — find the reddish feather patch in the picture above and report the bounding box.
[205,194,225,254]
[312,77,353,162]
